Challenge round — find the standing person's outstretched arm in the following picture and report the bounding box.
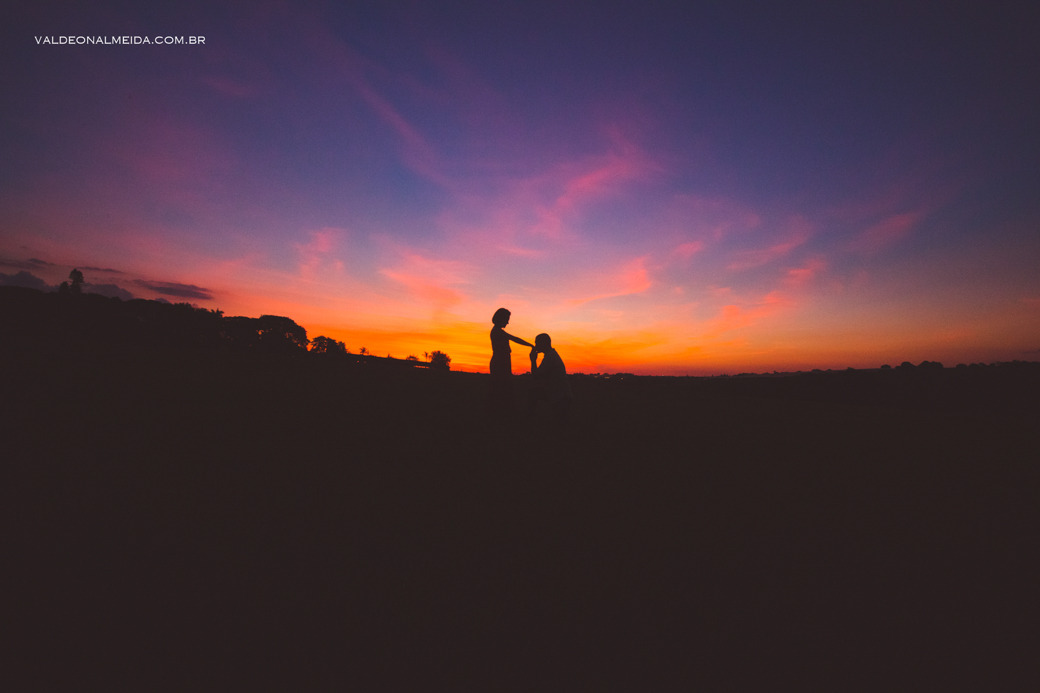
[505,331,533,348]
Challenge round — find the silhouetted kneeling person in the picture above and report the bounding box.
[528,333,572,421]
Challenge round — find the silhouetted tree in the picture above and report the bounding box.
[311,335,347,356]
[69,269,84,295]
[359,346,369,356]
[311,335,333,354]
[427,350,451,371]
[222,316,261,350]
[257,315,308,352]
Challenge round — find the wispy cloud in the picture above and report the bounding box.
[295,228,346,279]
[565,256,653,307]
[530,141,659,240]
[428,131,663,274]
[673,240,704,260]
[379,251,473,309]
[702,291,792,337]
[134,280,214,301]
[0,257,50,271]
[80,265,124,274]
[783,257,826,287]
[0,271,51,290]
[300,15,445,186]
[849,210,926,253]
[85,283,135,300]
[0,269,136,299]
[726,216,814,271]
[663,194,763,244]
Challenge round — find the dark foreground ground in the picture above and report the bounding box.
[4,346,1038,690]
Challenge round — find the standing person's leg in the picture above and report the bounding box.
[489,354,514,416]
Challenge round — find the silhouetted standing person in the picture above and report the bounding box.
[489,308,532,416]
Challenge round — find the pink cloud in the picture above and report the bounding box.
[498,243,545,258]
[557,156,644,209]
[664,194,763,242]
[565,256,653,306]
[380,270,466,307]
[673,240,704,259]
[726,216,813,271]
[356,81,434,165]
[850,210,926,253]
[703,291,792,335]
[526,137,659,239]
[295,228,346,279]
[433,139,660,254]
[379,251,472,309]
[826,148,963,228]
[783,257,826,287]
[620,256,653,294]
[299,16,445,185]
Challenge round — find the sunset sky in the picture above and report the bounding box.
[3,1,1038,374]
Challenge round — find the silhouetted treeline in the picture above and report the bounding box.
[1,285,305,355]
[0,285,450,370]
[567,360,1040,414]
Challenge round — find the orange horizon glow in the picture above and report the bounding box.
[296,292,1039,376]
[7,216,1038,377]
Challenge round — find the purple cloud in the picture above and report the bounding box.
[134,280,214,301]
[0,271,52,290]
[85,283,135,300]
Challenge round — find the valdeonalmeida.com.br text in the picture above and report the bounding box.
[35,36,206,45]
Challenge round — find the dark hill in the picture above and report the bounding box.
[3,285,1037,689]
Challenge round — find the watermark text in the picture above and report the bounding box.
[35,35,206,46]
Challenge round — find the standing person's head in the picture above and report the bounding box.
[534,333,552,351]
[492,308,511,327]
